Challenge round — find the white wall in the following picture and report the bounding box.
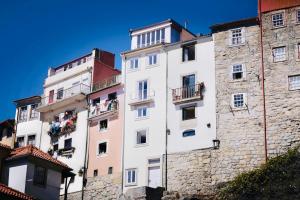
[122,47,167,191]
[8,164,27,192]
[16,118,43,148]
[167,38,216,153]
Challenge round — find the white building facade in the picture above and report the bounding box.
[166,36,216,153]
[14,96,43,148]
[121,19,196,191]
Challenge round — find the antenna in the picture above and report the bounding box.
[184,20,188,29]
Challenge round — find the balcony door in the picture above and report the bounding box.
[48,90,54,104]
[138,80,148,100]
[182,74,195,99]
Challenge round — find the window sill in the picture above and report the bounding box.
[273,59,287,63]
[99,129,108,133]
[231,106,247,111]
[135,143,148,148]
[229,78,247,83]
[127,68,140,73]
[97,153,108,158]
[271,25,286,30]
[146,64,159,69]
[182,117,197,122]
[135,116,149,121]
[125,183,137,187]
[228,43,245,48]
[289,88,300,91]
[181,59,196,64]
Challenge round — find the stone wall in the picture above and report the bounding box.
[61,173,122,200]
[262,6,300,157]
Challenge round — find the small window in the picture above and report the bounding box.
[27,135,36,146]
[30,104,38,119]
[108,92,117,100]
[33,166,47,186]
[64,138,72,149]
[146,32,150,46]
[137,35,141,48]
[57,88,64,100]
[130,58,139,69]
[233,93,246,108]
[182,106,195,121]
[126,169,137,185]
[272,12,284,27]
[17,136,25,147]
[148,54,157,65]
[53,143,59,152]
[141,34,146,47]
[19,106,28,122]
[183,129,196,137]
[92,98,100,106]
[232,64,244,80]
[93,169,98,177]
[289,75,300,90]
[156,29,161,43]
[108,167,113,174]
[151,31,155,45]
[99,119,108,132]
[182,44,195,62]
[297,43,300,59]
[136,130,147,145]
[98,142,107,155]
[137,107,148,118]
[297,10,300,22]
[273,47,286,62]
[231,28,244,45]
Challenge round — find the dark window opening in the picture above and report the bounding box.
[183,129,196,137]
[108,167,113,174]
[108,92,117,100]
[94,169,98,177]
[99,119,108,131]
[182,106,195,121]
[64,138,72,150]
[99,142,107,154]
[182,44,195,62]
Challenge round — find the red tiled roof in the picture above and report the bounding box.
[7,145,70,169]
[0,183,35,200]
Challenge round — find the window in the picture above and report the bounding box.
[146,32,150,46]
[141,34,146,47]
[136,130,147,145]
[232,64,245,80]
[126,169,137,185]
[151,31,155,45]
[233,93,246,108]
[98,142,107,155]
[30,104,38,119]
[93,169,98,177]
[161,29,165,42]
[273,47,286,62]
[138,80,148,100]
[57,88,64,100]
[108,167,113,174]
[64,138,72,149]
[182,44,195,62]
[53,142,59,152]
[17,136,25,147]
[137,35,141,48]
[298,43,300,59]
[19,106,28,122]
[137,107,148,118]
[148,54,157,65]
[289,75,300,90]
[27,135,36,146]
[136,28,165,48]
[272,12,284,27]
[231,28,244,45]
[130,58,139,69]
[33,166,47,186]
[183,129,196,137]
[182,106,195,121]
[108,92,117,100]
[297,10,300,22]
[156,29,160,43]
[99,119,108,132]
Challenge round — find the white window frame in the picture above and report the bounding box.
[125,168,137,186]
[137,80,148,100]
[232,93,247,109]
[231,64,246,80]
[27,134,36,146]
[273,46,286,62]
[272,12,284,28]
[129,58,139,70]
[147,54,158,66]
[135,129,148,146]
[288,75,300,90]
[136,106,148,119]
[19,106,28,122]
[229,28,245,46]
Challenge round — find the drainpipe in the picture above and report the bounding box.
[121,55,127,194]
[259,0,268,162]
[164,47,169,191]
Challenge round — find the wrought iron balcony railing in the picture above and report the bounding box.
[172,83,204,104]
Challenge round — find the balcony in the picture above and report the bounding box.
[172,83,204,104]
[37,84,90,112]
[128,90,155,106]
[48,111,77,137]
[89,99,119,120]
[92,74,121,92]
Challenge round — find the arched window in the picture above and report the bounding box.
[182,129,195,137]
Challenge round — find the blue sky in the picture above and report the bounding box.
[0,0,257,121]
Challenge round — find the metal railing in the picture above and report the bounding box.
[172,83,204,102]
[92,74,121,92]
[39,84,90,107]
[89,99,119,118]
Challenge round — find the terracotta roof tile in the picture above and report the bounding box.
[0,183,35,200]
[7,145,70,169]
